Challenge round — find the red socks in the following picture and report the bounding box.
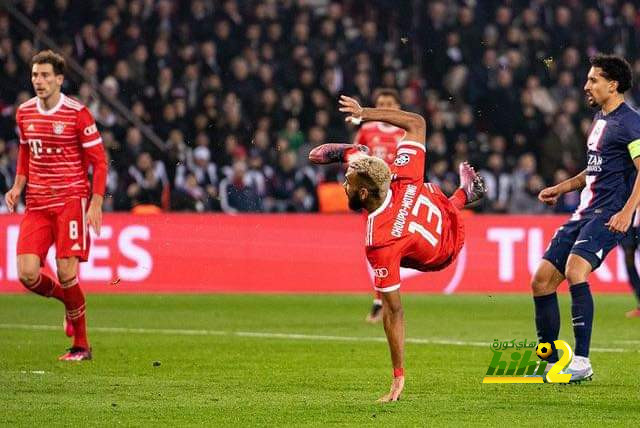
[61,277,89,350]
[22,273,65,302]
[449,188,467,210]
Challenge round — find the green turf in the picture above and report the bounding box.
[0,293,639,426]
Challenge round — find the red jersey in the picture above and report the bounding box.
[354,121,405,165]
[15,94,107,210]
[365,141,465,292]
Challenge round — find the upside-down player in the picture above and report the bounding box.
[533,54,640,381]
[4,50,107,361]
[353,88,405,323]
[309,95,485,401]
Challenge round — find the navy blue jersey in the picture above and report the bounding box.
[572,103,640,220]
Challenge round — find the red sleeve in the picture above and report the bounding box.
[76,107,102,148]
[16,140,29,176]
[84,144,107,196]
[354,128,366,145]
[366,244,401,293]
[15,109,29,176]
[77,107,107,196]
[390,140,426,185]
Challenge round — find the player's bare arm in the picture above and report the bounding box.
[378,289,405,402]
[606,157,640,233]
[5,175,26,213]
[87,194,103,235]
[538,170,587,205]
[338,95,426,143]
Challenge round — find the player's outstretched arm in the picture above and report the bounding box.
[538,169,586,206]
[606,157,640,233]
[339,95,426,144]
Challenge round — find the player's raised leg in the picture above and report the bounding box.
[452,162,486,209]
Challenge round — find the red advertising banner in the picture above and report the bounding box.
[0,214,634,294]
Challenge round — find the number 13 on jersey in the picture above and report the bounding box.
[408,194,442,246]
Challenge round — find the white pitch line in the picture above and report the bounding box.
[0,323,630,353]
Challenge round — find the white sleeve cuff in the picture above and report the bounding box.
[82,138,102,148]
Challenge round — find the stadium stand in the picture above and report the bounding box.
[1,0,640,213]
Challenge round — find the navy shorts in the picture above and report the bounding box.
[543,215,626,272]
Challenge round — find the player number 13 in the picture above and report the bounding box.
[407,195,442,247]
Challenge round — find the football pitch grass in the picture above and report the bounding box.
[0,293,639,426]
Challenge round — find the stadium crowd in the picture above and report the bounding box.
[1,0,640,213]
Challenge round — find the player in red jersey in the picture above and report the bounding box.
[4,50,107,361]
[310,95,485,402]
[354,88,405,165]
[353,88,406,323]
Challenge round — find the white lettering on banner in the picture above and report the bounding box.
[80,227,113,280]
[117,226,152,281]
[3,224,151,282]
[487,226,622,283]
[487,228,525,281]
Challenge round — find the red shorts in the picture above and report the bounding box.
[17,198,91,265]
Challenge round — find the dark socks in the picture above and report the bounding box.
[570,282,594,358]
[533,292,560,362]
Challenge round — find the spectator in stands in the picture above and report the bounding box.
[509,174,550,214]
[126,152,166,210]
[266,151,315,212]
[219,160,262,213]
[480,153,512,213]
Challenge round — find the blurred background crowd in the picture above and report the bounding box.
[1,0,640,213]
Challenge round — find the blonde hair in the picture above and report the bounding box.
[349,156,392,194]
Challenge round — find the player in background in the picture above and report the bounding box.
[533,55,640,381]
[4,50,107,361]
[309,95,485,402]
[620,208,640,317]
[353,88,405,323]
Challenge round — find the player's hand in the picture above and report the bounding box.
[377,376,404,403]
[606,209,633,233]
[338,95,364,124]
[4,186,21,213]
[538,186,561,206]
[87,195,103,236]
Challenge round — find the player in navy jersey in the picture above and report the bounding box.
[531,54,640,382]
